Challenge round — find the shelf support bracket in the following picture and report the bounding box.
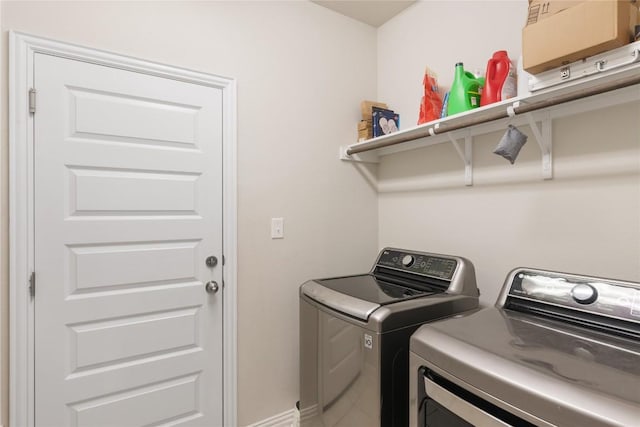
[524,112,553,180]
[447,132,473,186]
[339,146,379,164]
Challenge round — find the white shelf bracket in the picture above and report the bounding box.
[339,146,379,164]
[506,100,519,118]
[447,132,473,186]
[524,113,553,180]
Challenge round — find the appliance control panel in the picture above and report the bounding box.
[376,249,457,281]
[508,270,640,323]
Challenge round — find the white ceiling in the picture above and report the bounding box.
[311,0,417,27]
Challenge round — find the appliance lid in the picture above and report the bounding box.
[301,279,381,321]
[301,275,439,321]
[411,308,640,426]
[316,274,439,305]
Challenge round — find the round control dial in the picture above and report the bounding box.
[401,255,415,267]
[571,284,598,305]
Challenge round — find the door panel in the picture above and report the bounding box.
[70,87,200,147]
[68,240,199,294]
[69,167,200,214]
[34,53,223,426]
[68,373,201,427]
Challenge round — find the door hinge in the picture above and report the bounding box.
[29,272,36,298]
[29,88,36,114]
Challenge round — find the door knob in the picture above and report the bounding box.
[205,281,219,294]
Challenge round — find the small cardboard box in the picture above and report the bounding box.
[526,0,585,26]
[357,120,372,141]
[360,100,388,121]
[523,0,639,74]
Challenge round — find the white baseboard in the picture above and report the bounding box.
[246,406,299,427]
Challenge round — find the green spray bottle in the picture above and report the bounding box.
[447,62,485,117]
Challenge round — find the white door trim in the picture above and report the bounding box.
[9,31,238,427]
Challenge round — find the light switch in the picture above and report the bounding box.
[271,217,284,239]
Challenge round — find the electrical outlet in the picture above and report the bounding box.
[271,217,284,239]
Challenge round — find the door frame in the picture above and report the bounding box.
[9,31,238,427]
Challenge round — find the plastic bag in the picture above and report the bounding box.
[417,67,443,125]
[493,125,528,164]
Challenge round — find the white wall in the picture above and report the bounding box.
[377,0,640,305]
[378,0,528,124]
[0,2,379,425]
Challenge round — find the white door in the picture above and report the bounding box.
[33,52,223,426]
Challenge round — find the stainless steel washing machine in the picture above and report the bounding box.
[409,268,640,427]
[299,247,479,427]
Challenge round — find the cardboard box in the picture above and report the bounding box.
[523,0,639,74]
[357,120,372,141]
[526,1,585,26]
[360,100,387,121]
